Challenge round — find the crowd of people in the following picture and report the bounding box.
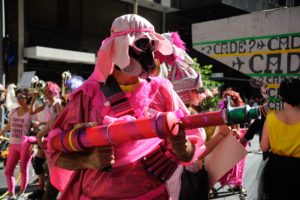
[0,77,83,200]
[0,14,299,200]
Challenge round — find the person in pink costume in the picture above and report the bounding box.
[155,31,235,200]
[46,14,207,200]
[218,89,248,197]
[154,32,203,107]
[0,88,34,200]
[29,81,62,200]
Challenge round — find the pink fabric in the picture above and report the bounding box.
[156,32,198,81]
[219,128,248,186]
[5,136,33,194]
[81,185,167,200]
[5,108,33,194]
[9,109,32,144]
[46,128,73,192]
[155,32,187,67]
[47,78,206,199]
[45,81,61,97]
[154,32,202,104]
[89,14,173,82]
[42,98,61,121]
[169,32,186,50]
[103,115,137,125]
[78,173,168,200]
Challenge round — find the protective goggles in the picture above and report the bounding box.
[131,38,157,54]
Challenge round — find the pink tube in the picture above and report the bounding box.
[52,112,179,152]
[51,111,228,153]
[87,112,179,146]
[180,110,226,130]
[52,105,260,153]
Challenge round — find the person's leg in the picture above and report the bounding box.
[37,153,46,198]
[28,148,46,200]
[230,138,248,196]
[36,149,46,190]
[229,163,247,196]
[42,161,60,200]
[4,144,21,196]
[43,177,60,200]
[19,141,34,193]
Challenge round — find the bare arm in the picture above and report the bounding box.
[36,116,58,147]
[36,122,51,147]
[199,125,231,159]
[56,146,115,170]
[30,92,45,115]
[0,121,11,137]
[168,128,195,162]
[199,135,224,159]
[53,102,63,115]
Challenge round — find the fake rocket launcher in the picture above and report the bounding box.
[52,97,261,153]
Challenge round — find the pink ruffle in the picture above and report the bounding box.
[48,77,206,197]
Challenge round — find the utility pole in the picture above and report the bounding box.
[0,0,5,79]
[0,0,5,129]
[133,0,138,14]
[17,0,25,83]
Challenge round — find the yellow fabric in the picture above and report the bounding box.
[119,79,142,92]
[204,126,216,141]
[267,111,300,158]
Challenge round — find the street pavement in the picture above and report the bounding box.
[0,135,262,200]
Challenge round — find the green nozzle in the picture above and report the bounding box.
[225,96,261,125]
[248,106,261,120]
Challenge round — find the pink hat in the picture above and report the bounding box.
[89,14,173,82]
[155,32,203,104]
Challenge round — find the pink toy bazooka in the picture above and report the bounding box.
[51,112,179,152]
[51,99,261,153]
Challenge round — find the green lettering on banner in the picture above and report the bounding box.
[193,32,300,46]
[247,73,300,77]
[194,32,300,111]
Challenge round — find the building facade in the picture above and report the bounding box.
[1,0,299,96]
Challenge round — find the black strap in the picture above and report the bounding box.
[99,75,135,172]
[100,75,134,117]
[100,75,123,97]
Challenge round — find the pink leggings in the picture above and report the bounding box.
[5,142,33,194]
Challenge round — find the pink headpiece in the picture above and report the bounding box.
[46,81,60,97]
[155,32,203,104]
[89,14,173,82]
